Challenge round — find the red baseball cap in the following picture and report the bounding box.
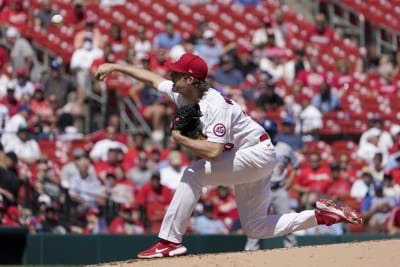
[166,53,208,81]
[87,208,100,216]
[297,93,311,103]
[7,206,22,217]
[120,203,134,212]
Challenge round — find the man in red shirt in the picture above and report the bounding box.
[93,147,124,183]
[306,13,334,49]
[295,56,327,94]
[88,113,128,145]
[108,204,144,234]
[375,64,399,98]
[337,153,358,183]
[136,172,173,233]
[326,163,351,200]
[3,205,23,226]
[293,152,332,201]
[0,81,19,116]
[0,0,28,31]
[206,185,239,230]
[64,0,87,31]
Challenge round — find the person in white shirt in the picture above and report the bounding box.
[96,53,362,259]
[160,150,187,191]
[252,17,285,49]
[70,36,103,103]
[357,128,386,164]
[296,93,323,141]
[4,125,40,164]
[359,116,393,157]
[350,170,374,201]
[1,104,31,147]
[89,125,127,162]
[13,67,34,100]
[131,24,152,62]
[68,156,105,208]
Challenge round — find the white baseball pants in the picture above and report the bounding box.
[159,138,318,243]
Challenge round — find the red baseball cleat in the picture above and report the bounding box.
[137,240,187,259]
[315,199,362,226]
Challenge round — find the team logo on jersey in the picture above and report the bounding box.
[213,123,226,137]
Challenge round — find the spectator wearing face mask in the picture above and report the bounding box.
[70,36,103,104]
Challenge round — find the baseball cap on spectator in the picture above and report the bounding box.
[7,206,22,217]
[203,30,215,39]
[237,45,252,57]
[151,145,161,154]
[267,47,284,58]
[390,124,400,137]
[73,147,86,159]
[87,208,100,216]
[38,194,51,207]
[282,116,296,125]
[165,53,208,81]
[17,104,32,114]
[366,128,381,139]
[50,59,62,70]
[5,27,19,38]
[297,93,311,103]
[120,203,133,212]
[261,119,277,132]
[16,67,27,76]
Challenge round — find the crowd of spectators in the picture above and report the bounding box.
[0,0,400,237]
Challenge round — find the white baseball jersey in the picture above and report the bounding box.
[157,80,318,244]
[158,80,266,149]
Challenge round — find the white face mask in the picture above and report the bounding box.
[83,41,92,50]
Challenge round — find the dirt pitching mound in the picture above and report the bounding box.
[89,239,400,267]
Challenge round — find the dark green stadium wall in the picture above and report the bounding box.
[22,234,400,265]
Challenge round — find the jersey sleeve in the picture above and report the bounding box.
[157,80,185,106]
[202,104,231,144]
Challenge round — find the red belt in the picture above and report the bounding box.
[259,133,269,142]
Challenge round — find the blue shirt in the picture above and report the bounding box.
[361,196,397,212]
[154,33,181,49]
[195,43,223,68]
[192,215,226,234]
[213,68,244,87]
[274,133,304,151]
[385,152,400,172]
[311,94,341,113]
